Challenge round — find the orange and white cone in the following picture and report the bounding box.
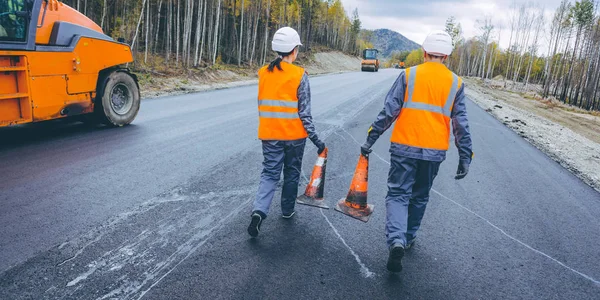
[296,148,329,209]
[334,153,374,222]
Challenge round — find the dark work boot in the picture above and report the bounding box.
[247,213,263,238]
[386,244,405,272]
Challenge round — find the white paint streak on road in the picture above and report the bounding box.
[58,233,106,267]
[135,195,255,299]
[319,209,376,279]
[66,261,104,287]
[51,188,258,300]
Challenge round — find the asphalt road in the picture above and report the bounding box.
[1,69,599,300]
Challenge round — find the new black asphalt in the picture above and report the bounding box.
[1,69,599,299]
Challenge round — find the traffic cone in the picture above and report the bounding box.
[335,154,374,222]
[297,148,329,209]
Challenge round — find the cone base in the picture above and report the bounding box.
[296,195,330,209]
[334,199,374,223]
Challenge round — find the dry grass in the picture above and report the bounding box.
[538,99,561,110]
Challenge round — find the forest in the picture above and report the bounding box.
[60,0,362,69]
[445,0,600,111]
[390,0,600,111]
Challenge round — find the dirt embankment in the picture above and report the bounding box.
[465,78,600,192]
[138,51,361,99]
[303,52,362,75]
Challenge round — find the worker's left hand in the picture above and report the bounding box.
[360,144,372,157]
[315,140,326,155]
[455,161,470,180]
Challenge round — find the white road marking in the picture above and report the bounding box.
[301,161,376,279]
[319,209,376,278]
[431,189,600,287]
[355,133,600,287]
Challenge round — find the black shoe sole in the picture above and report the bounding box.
[387,246,405,272]
[247,215,261,237]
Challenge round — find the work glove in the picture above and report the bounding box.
[455,160,470,180]
[315,140,326,155]
[361,143,372,157]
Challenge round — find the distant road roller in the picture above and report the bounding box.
[361,48,379,72]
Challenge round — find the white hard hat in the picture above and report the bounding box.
[272,27,302,53]
[422,30,453,56]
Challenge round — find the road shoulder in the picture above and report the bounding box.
[465,78,600,193]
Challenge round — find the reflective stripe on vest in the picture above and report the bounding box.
[404,67,459,117]
[257,63,308,140]
[258,111,299,119]
[258,99,299,119]
[258,99,299,108]
[390,64,461,151]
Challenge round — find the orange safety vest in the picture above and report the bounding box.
[257,61,308,141]
[391,62,462,151]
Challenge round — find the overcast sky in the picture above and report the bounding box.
[340,0,564,53]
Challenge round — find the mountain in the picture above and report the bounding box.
[362,29,421,58]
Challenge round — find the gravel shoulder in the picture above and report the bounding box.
[465,78,600,193]
[138,51,361,99]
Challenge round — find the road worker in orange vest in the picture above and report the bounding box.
[361,31,473,272]
[248,27,326,238]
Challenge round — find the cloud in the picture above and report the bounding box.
[341,0,564,53]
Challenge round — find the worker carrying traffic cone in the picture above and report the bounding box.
[247,27,326,238]
[360,31,473,273]
[335,153,374,222]
[297,148,329,209]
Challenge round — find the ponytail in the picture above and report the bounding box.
[267,47,298,72]
[268,56,284,72]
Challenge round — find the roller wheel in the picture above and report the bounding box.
[96,71,140,127]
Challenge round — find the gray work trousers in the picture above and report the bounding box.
[253,139,306,217]
[386,154,441,248]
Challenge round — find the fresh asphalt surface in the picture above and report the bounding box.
[1,69,599,299]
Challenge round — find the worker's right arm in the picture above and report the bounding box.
[363,72,406,149]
